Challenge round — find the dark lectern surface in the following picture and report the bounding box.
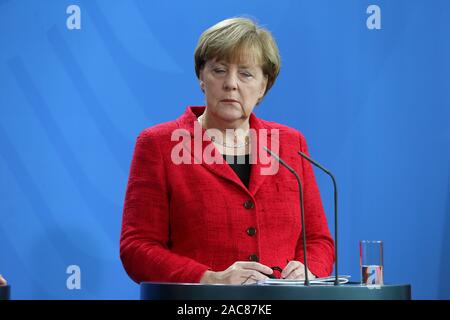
[141,282,411,300]
[0,285,10,300]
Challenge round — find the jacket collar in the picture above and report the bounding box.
[175,106,275,196]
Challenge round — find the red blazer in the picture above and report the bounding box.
[120,106,334,283]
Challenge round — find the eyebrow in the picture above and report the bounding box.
[211,61,257,69]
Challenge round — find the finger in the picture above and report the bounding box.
[241,269,269,282]
[240,275,259,285]
[285,268,305,280]
[281,260,301,278]
[235,262,273,275]
[239,270,269,285]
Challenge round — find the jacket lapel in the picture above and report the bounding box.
[247,113,275,196]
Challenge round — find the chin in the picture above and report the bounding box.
[216,109,244,122]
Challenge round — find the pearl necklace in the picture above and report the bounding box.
[198,114,250,149]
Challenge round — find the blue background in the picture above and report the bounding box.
[0,0,449,299]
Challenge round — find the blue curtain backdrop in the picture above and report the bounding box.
[0,0,449,299]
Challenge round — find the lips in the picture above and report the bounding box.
[221,99,240,104]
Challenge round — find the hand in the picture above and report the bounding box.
[281,260,316,280]
[0,274,7,286]
[200,261,273,285]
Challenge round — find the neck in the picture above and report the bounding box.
[198,109,251,155]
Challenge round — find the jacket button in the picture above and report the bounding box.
[246,227,257,236]
[243,200,254,209]
[248,254,259,262]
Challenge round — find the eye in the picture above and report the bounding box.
[240,71,253,78]
[213,68,226,74]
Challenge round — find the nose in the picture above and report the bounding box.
[223,71,238,91]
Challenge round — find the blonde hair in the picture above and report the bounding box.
[194,17,281,96]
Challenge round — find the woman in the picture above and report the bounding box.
[120,17,334,285]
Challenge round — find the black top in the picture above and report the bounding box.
[223,154,251,188]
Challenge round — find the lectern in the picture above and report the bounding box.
[141,282,411,300]
[0,285,10,300]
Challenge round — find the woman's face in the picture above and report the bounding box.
[199,58,268,123]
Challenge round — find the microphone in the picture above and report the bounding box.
[263,146,310,286]
[297,151,339,286]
